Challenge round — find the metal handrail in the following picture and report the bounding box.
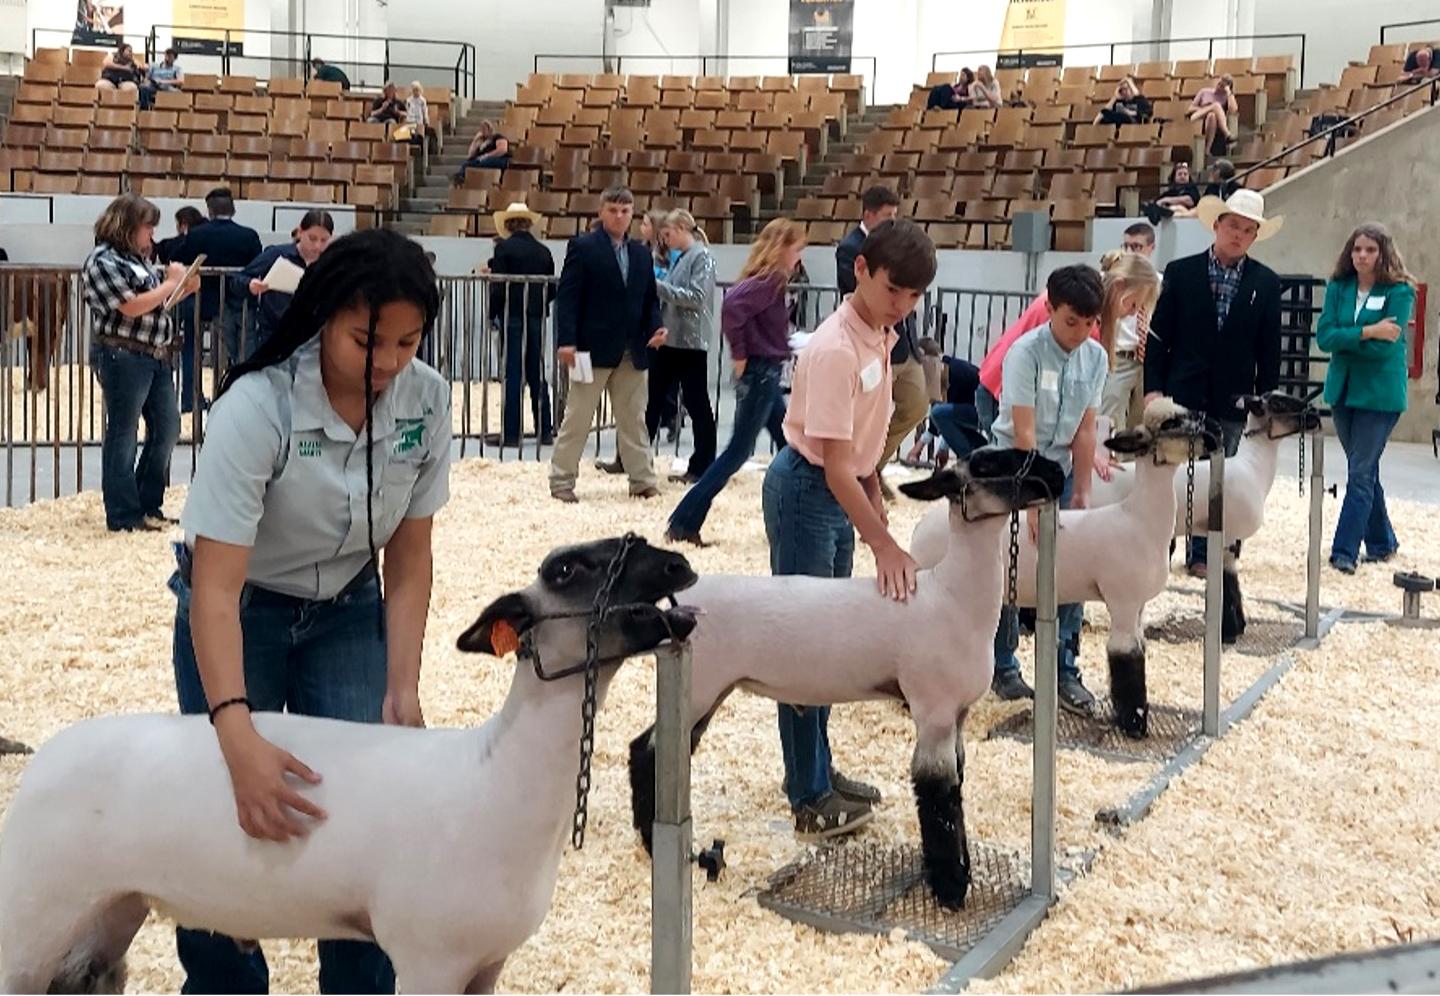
[1379,20,1440,44]
[531,53,880,94]
[930,32,1308,87]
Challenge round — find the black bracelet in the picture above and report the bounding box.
[208,696,252,724]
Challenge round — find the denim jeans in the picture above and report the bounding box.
[502,314,552,442]
[668,357,786,536]
[168,566,396,995]
[455,154,509,182]
[90,345,180,530]
[646,346,717,477]
[994,472,1084,681]
[928,402,983,459]
[975,385,999,439]
[176,308,202,413]
[1185,418,1244,567]
[763,446,854,809]
[1329,403,1400,565]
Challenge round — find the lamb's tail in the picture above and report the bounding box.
[46,949,126,995]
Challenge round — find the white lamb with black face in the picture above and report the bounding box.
[629,446,1066,912]
[910,397,1221,739]
[0,537,697,996]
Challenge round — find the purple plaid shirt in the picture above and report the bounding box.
[1207,248,1246,330]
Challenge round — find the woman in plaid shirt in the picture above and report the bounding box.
[82,194,198,531]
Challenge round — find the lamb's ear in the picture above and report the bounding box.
[1234,394,1265,415]
[457,592,534,656]
[899,468,962,502]
[1105,428,1151,456]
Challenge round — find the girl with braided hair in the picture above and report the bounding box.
[168,227,450,994]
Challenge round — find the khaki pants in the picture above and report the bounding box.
[1100,353,1145,432]
[877,355,930,472]
[549,355,657,493]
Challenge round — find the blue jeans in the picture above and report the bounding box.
[994,472,1083,681]
[502,314,552,442]
[928,402,983,459]
[763,446,854,809]
[169,565,396,995]
[668,357,786,536]
[975,385,999,439]
[90,345,180,530]
[455,154,509,182]
[1329,403,1400,565]
[1185,418,1244,567]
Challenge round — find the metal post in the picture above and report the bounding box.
[1202,447,1225,737]
[1030,500,1058,900]
[1304,430,1324,640]
[651,643,693,995]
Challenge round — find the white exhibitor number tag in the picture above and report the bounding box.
[859,358,883,393]
[1366,295,1387,310]
[1040,369,1059,391]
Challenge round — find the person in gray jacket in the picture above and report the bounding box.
[647,209,718,482]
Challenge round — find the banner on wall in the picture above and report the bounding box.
[996,0,1066,68]
[788,0,853,75]
[172,0,246,57]
[72,0,125,47]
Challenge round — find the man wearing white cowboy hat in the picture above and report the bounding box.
[1144,187,1285,578]
[486,199,556,448]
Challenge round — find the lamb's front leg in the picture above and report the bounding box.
[1221,541,1245,643]
[1106,606,1149,739]
[627,696,727,854]
[910,710,969,910]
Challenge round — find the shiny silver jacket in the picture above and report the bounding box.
[655,243,717,351]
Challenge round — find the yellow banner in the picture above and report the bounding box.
[997,0,1066,67]
[172,0,245,55]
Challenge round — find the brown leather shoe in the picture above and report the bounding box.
[551,488,579,504]
[630,486,661,499]
[594,457,624,475]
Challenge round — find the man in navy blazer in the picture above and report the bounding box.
[549,186,667,502]
[1144,188,1284,576]
[172,187,262,324]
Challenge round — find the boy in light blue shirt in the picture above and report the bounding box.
[991,264,1108,715]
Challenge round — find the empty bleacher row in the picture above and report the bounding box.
[2,45,461,221]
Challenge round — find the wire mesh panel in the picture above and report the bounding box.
[757,840,1029,962]
[989,698,1204,763]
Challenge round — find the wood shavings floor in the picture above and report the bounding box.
[0,458,1436,994]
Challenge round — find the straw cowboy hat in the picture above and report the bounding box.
[493,200,544,236]
[1195,189,1284,241]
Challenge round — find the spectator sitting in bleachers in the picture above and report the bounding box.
[1093,77,1151,125]
[969,64,1002,109]
[1142,161,1201,224]
[95,41,145,97]
[1201,158,1240,200]
[1401,45,1439,82]
[405,81,429,138]
[1188,74,1238,156]
[453,120,511,184]
[144,48,183,106]
[368,81,407,124]
[926,68,974,113]
[310,57,351,89]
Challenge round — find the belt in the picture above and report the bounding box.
[95,334,179,362]
[1114,349,1138,360]
[176,544,379,609]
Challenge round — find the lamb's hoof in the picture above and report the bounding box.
[1115,704,1149,740]
[1221,621,1240,645]
[0,736,31,755]
[926,869,970,911]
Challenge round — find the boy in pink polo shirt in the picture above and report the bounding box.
[762,219,937,840]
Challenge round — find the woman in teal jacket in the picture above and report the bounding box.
[1315,222,1416,574]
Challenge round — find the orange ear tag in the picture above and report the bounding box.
[490,619,521,657]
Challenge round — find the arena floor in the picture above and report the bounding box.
[1,457,1437,993]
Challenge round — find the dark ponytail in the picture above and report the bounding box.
[217,227,439,642]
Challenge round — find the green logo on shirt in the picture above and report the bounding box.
[297,440,323,458]
[395,418,425,454]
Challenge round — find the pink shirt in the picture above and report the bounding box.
[783,297,897,477]
[978,291,1100,398]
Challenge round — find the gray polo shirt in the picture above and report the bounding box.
[991,323,1106,476]
[181,341,452,599]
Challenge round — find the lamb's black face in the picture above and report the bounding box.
[538,536,698,607]
[900,448,1066,518]
[1150,413,1222,463]
[1261,391,1322,436]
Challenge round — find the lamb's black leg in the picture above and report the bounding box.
[1107,636,1149,739]
[1221,542,1245,643]
[628,725,658,853]
[912,723,969,910]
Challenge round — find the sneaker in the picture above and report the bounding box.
[113,520,163,533]
[551,489,579,504]
[144,512,179,526]
[1186,562,1208,580]
[1329,556,1357,575]
[991,669,1034,701]
[631,486,661,499]
[1362,548,1397,563]
[830,768,881,804]
[794,792,873,841]
[1058,675,1097,717]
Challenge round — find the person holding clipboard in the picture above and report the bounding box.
[81,193,199,532]
[233,209,335,360]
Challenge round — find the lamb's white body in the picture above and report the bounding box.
[0,666,608,994]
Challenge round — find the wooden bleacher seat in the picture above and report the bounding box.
[307,78,342,99]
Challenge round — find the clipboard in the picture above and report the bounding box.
[163,254,206,312]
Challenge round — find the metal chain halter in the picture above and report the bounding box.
[1184,435,1197,548]
[572,532,639,850]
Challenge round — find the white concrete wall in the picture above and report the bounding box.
[1254,0,1439,89]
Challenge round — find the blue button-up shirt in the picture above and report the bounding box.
[1207,248,1246,330]
[991,323,1108,476]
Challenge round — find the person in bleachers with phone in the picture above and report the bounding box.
[144,48,184,108]
[1401,46,1439,82]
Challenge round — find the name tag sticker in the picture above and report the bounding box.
[1366,295,1387,310]
[859,358,883,393]
[1040,370,1060,391]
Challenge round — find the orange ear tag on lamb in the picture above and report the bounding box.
[490,619,521,657]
